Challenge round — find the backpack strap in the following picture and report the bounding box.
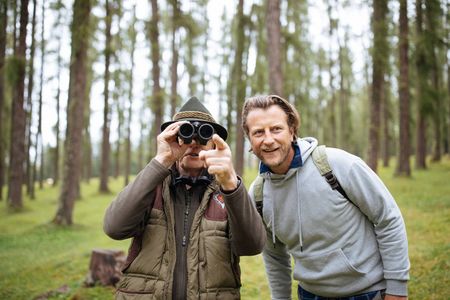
[312,145,350,202]
[253,175,265,217]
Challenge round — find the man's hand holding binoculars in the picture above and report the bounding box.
[155,121,190,168]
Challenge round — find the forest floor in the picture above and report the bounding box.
[0,157,449,299]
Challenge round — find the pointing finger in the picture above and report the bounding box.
[212,134,228,151]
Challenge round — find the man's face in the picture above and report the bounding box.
[246,105,295,174]
[177,138,214,177]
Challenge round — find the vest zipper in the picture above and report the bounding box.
[182,189,192,247]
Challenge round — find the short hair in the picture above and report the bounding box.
[242,95,300,138]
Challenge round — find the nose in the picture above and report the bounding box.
[262,131,275,144]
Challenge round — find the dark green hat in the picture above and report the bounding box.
[161,96,228,141]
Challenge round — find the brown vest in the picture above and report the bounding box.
[115,177,241,299]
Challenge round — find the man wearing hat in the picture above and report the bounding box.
[104,97,266,299]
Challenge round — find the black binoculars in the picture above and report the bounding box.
[178,122,215,145]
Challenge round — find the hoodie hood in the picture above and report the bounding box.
[258,137,318,248]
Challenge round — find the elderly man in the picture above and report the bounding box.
[104,96,266,299]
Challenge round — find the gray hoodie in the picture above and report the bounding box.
[249,137,409,298]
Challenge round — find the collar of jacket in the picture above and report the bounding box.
[170,166,213,187]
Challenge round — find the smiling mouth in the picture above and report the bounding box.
[263,148,278,153]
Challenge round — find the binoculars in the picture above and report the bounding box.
[178,121,215,145]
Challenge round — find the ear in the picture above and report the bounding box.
[289,127,296,141]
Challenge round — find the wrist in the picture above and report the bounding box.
[154,154,174,168]
[221,177,240,193]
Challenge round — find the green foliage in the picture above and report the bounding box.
[1,160,449,299]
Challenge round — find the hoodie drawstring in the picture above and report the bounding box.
[296,171,304,252]
[268,173,277,245]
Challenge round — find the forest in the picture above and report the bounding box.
[0,0,449,299]
[0,0,449,235]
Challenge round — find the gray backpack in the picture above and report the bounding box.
[253,145,351,217]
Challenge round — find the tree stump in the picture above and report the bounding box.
[85,249,126,287]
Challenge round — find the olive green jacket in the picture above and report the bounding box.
[104,159,266,299]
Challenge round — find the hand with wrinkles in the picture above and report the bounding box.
[199,134,238,191]
[155,121,189,168]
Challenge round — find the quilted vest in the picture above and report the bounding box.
[115,176,241,299]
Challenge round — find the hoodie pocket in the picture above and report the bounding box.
[295,248,367,289]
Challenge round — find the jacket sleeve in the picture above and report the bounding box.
[222,177,267,256]
[103,159,171,240]
[342,156,410,296]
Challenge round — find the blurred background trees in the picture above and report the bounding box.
[0,0,448,224]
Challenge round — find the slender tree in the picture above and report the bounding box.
[99,0,113,193]
[51,0,65,186]
[415,0,428,168]
[396,0,411,176]
[326,0,337,147]
[53,0,91,225]
[0,0,7,200]
[368,0,388,172]
[337,32,353,151]
[381,76,392,167]
[37,0,45,188]
[113,0,124,180]
[249,3,267,96]
[25,0,37,198]
[149,0,163,158]
[7,0,29,209]
[125,5,137,186]
[425,0,444,162]
[266,0,283,95]
[169,0,180,117]
[231,0,246,176]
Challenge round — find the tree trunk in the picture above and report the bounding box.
[414,0,427,169]
[54,17,62,186]
[125,5,137,187]
[396,0,411,176]
[99,0,112,193]
[233,0,246,177]
[37,0,45,188]
[7,0,29,209]
[266,0,283,95]
[25,0,37,197]
[82,35,94,184]
[382,78,390,167]
[53,0,91,225]
[150,0,163,159]
[426,0,443,162]
[368,0,388,172]
[326,1,337,147]
[170,0,179,117]
[0,0,7,200]
[84,249,126,287]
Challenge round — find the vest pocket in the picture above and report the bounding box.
[115,273,164,298]
[200,234,239,289]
